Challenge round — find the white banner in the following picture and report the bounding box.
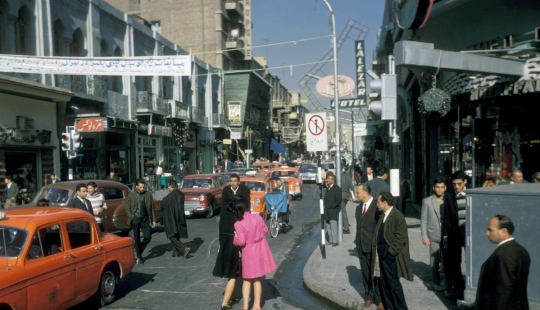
[0,54,192,76]
[305,112,328,152]
[353,123,367,137]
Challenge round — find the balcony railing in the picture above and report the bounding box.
[226,37,244,50]
[106,90,131,120]
[272,122,283,132]
[272,99,285,109]
[282,126,301,143]
[87,76,107,99]
[212,113,229,128]
[136,91,168,115]
[191,106,206,124]
[167,99,190,120]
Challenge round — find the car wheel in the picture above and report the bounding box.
[298,194,303,201]
[96,265,118,306]
[206,202,215,219]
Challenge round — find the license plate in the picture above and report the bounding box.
[184,211,191,215]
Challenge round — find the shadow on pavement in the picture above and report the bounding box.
[410,259,459,309]
[346,265,365,298]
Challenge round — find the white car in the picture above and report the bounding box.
[320,161,336,176]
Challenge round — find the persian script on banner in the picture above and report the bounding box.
[0,54,192,76]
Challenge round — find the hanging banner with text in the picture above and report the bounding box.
[305,112,328,152]
[0,54,192,76]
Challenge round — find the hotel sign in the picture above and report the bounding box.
[355,40,367,105]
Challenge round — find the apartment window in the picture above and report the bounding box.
[151,21,161,34]
[15,13,27,54]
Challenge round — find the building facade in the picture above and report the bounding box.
[0,0,221,194]
[371,0,540,202]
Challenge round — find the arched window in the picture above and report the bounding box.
[112,47,123,93]
[53,20,65,56]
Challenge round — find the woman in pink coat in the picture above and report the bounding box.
[233,198,276,310]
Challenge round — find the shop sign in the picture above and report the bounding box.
[355,40,367,103]
[76,118,107,132]
[148,124,172,137]
[470,78,540,101]
[231,131,242,139]
[315,75,355,98]
[223,139,232,145]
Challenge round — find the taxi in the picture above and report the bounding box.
[268,166,303,200]
[239,174,268,216]
[252,161,283,173]
[0,207,134,309]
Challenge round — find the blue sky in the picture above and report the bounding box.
[251,0,386,112]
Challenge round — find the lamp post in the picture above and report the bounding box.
[321,0,342,188]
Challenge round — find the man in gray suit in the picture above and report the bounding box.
[420,177,446,291]
[340,167,355,233]
[366,167,389,203]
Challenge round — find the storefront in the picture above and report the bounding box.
[0,75,72,201]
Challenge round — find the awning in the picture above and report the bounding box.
[270,138,287,154]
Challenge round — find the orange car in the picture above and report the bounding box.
[252,161,283,172]
[239,176,268,216]
[269,167,303,200]
[0,207,134,309]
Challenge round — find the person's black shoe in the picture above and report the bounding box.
[343,229,350,234]
[332,243,339,247]
[135,258,144,265]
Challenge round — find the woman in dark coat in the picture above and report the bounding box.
[213,197,243,309]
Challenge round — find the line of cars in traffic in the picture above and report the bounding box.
[0,161,308,309]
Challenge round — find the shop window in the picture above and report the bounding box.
[66,221,92,248]
[101,187,123,200]
[27,225,64,259]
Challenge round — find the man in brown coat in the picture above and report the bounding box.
[372,192,413,310]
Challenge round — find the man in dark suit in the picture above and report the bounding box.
[161,180,190,259]
[178,163,188,182]
[355,183,382,309]
[360,165,374,184]
[366,167,390,203]
[324,174,342,246]
[126,178,156,265]
[221,174,250,212]
[442,171,467,299]
[2,176,19,209]
[69,183,94,215]
[372,192,413,310]
[475,214,530,310]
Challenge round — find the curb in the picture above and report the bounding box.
[303,245,364,310]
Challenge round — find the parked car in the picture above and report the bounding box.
[299,163,318,183]
[240,176,269,216]
[269,167,303,200]
[27,180,162,233]
[179,174,226,218]
[229,167,259,176]
[220,172,237,184]
[0,207,135,308]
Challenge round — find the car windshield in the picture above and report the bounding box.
[181,178,214,188]
[271,171,298,178]
[34,188,72,206]
[321,163,335,169]
[221,174,232,182]
[0,227,28,258]
[240,181,266,192]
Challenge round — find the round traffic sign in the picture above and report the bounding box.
[308,115,325,136]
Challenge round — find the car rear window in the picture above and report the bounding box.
[35,188,72,205]
[101,187,124,200]
[0,227,28,257]
[321,163,335,169]
[181,178,213,188]
[240,181,265,192]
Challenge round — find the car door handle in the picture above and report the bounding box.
[95,245,104,250]
[63,254,75,259]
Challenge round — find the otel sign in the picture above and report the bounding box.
[315,75,356,98]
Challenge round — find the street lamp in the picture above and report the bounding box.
[321,0,342,188]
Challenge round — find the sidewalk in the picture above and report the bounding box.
[303,202,459,310]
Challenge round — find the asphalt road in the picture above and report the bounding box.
[80,183,330,310]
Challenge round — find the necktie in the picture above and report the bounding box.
[362,203,367,218]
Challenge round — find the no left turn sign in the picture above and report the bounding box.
[308,114,325,136]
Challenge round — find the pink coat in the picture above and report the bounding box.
[233,212,277,279]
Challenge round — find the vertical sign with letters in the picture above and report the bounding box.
[305,112,328,152]
[355,40,367,105]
